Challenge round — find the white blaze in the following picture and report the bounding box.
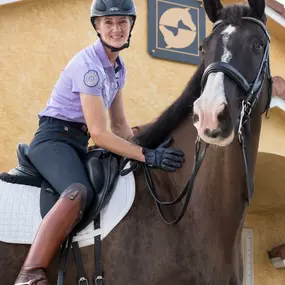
[194,25,236,131]
[221,25,235,63]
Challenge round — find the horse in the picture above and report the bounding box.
[0,0,272,284]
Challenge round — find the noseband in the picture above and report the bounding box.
[201,17,272,204]
[201,17,272,138]
[123,17,272,224]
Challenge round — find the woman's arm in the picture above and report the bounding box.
[108,89,133,141]
[80,93,145,162]
[81,93,185,171]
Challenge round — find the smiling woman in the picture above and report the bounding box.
[95,16,134,50]
[12,0,186,284]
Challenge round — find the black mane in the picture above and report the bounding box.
[135,63,204,148]
[135,4,262,149]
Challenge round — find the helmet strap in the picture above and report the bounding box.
[97,33,131,52]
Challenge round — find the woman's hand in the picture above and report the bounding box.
[142,138,185,172]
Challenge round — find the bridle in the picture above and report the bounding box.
[201,17,272,204]
[122,17,272,224]
[202,17,272,137]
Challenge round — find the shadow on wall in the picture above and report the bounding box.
[249,152,285,214]
[248,152,285,269]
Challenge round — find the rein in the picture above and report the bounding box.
[121,138,208,225]
[122,17,272,224]
[201,17,272,205]
[142,138,208,224]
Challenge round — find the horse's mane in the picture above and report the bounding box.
[135,4,263,149]
[135,62,204,148]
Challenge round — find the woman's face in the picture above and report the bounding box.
[96,16,132,48]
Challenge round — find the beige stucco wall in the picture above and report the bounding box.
[0,0,202,171]
[244,212,285,285]
[1,0,285,284]
[244,108,285,285]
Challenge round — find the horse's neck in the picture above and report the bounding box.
[156,112,262,210]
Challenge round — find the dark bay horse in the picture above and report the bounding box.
[0,0,272,284]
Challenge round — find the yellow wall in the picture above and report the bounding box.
[244,212,285,285]
[0,0,201,171]
[1,0,285,170]
[244,108,285,285]
[1,0,285,284]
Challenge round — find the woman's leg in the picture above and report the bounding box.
[28,139,94,206]
[15,136,94,285]
[15,183,87,285]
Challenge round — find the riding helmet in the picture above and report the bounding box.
[90,0,137,52]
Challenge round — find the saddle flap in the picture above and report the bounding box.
[74,149,121,233]
[85,156,104,194]
[39,148,122,234]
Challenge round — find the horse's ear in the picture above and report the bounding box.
[202,0,223,23]
[248,0,265,19]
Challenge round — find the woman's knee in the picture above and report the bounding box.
[66,182,94,211]
[61,182,94,211]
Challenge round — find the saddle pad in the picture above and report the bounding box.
[0,171,135,248]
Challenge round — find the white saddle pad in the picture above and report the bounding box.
[0,171,135,248]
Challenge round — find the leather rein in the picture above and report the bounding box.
[122,17,272,225]
[203,17,272,205]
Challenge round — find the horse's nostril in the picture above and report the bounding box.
[217,104,229,122]
[193,113,199,123]
[204,128,222,138]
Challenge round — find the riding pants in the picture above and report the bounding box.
[28,116,94,208]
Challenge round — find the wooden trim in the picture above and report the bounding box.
[242,229,254,285]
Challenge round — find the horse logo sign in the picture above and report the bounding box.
[148,0,206,65]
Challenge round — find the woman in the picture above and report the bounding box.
[14,0,185,284]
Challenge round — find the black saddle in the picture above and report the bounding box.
[9,143,122,234]
[8,143,42,178]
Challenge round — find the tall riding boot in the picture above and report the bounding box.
[14,183,87,285]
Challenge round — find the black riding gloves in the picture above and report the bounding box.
[142,138,185,172]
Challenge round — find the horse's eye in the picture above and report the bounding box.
[253,41,263,53]
[199,45,205,56]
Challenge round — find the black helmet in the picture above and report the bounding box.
[90,0,137,52]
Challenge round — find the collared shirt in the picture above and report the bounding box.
[39,39,126,124]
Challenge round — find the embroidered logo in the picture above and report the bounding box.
[84,70,99,87]
[109,7,119,12]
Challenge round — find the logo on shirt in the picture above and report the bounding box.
[84,70,99,87]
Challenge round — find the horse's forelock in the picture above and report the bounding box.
[218,5,252,24]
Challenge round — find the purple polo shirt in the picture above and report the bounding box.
[39,40,126,123]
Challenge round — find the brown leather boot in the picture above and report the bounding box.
[14,183,87,285]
